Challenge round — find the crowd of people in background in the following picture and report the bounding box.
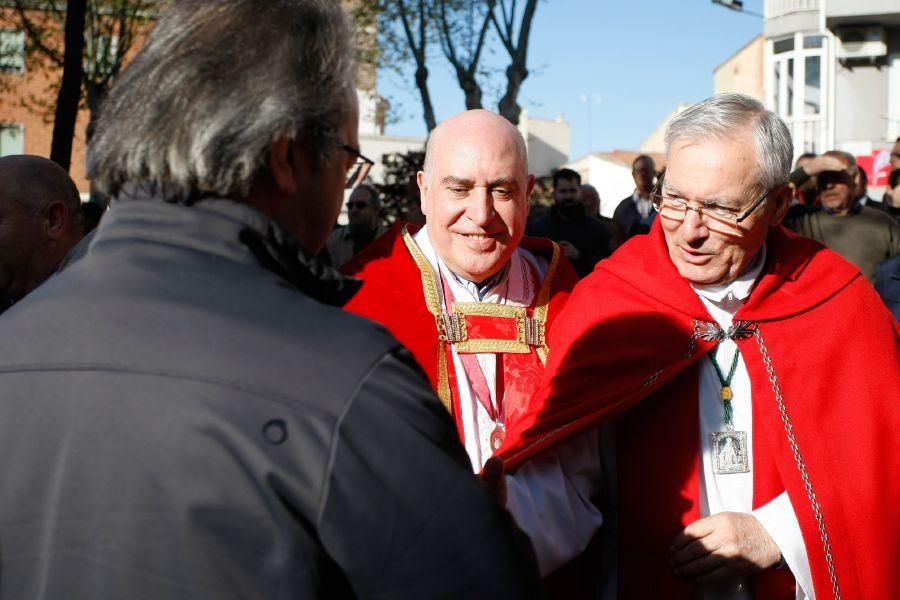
[0,2,897,599]
[314,137,900,321]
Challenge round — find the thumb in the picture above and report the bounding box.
[480,457,507,505]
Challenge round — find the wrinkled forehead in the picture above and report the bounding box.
[665,137,762,201]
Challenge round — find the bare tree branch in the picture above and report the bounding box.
[492,0,537,124]
[12,0,64,65]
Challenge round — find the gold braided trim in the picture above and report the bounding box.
[400,226,559,404]
[453,302,524,319]
[531,241,560,365]
[401,226,443,316]
[453,302,532,354]
[401,226,452,412]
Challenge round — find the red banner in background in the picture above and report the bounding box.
[856,149,892,187]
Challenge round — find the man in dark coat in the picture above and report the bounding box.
[0,2,540,599]
[613,155,657,239]
[528,168,613,277]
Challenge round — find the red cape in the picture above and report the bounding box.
[497,220,900,600]
[342,223,578,448]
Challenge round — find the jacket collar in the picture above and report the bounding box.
[95,192,361,307]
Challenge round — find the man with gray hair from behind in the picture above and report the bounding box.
[0,1,541,598]
[495,92,900,599]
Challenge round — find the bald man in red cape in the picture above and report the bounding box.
[498,95,900,600]
[344,223,574,438]
[343,110,605,586]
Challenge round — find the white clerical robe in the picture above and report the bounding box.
[694,247,814,600]
[414,228,604,576]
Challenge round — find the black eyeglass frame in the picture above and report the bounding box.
[341,144,375,189]
[651,174,784,224]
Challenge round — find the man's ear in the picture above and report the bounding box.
[44,201,71,240]
[769,185,793,226]
[417,170,429,214]
[268,137,299,197]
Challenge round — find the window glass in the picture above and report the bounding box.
[803,34,824,49]
[0,124,24,157]
[774,61,782,114]
[773,37,795,54]
[805,56,821,115]
[85,34,119,80]
[0,29,25,74]
[787,59,794,117]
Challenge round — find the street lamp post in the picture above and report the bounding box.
[711,0,763,18]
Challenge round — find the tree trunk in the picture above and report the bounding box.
[415,64,437,132]
[50,0,86,171]
[498,60,527,125]
[455,67,483,110]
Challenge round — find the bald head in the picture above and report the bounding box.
[417,109,534,283]
[0,155,85,310]
[0,155,82,216]
[423,110,528,181]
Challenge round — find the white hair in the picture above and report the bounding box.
[664,93,793,195]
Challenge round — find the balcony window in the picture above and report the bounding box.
[804,56,821,115]
[774,37,795,54]
[803,34,824,49]
[787,58,794,117]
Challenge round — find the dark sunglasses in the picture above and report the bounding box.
[816,170,855,188]
[345,201,370,210]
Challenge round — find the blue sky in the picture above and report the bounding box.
[377,0,765,159]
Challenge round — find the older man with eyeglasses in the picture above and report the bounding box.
[496,93,900,600]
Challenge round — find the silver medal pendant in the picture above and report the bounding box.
[489,425,505,452]
[710,430,750,474]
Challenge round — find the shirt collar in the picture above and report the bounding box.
[413,226,515,303]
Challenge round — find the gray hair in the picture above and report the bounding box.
[87,0,355,201]
[664,93,792,196]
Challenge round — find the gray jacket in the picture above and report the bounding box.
[0,198,540,599]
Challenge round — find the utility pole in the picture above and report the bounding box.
[580,93,601,152]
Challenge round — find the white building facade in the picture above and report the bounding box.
[764,0,900,186]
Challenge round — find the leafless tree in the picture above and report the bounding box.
[6,0,160,167]
[437,0,494,111]
[490,0,538,124]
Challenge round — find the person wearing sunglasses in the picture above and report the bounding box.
[784,150,900,284]
[325,183,387,268]
[495,93,900,600]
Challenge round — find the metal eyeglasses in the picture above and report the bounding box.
[341,144,375,189]
[650,175,783,224]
